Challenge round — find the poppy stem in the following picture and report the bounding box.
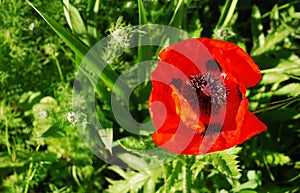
[182,156,193,193]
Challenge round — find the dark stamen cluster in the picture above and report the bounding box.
[184,73,227,114]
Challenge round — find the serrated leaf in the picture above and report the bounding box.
[206,148,241,178]
[118,136,157,151]
[191,156,206,180]
[118,136,175,169]
[274,83,300,96]
[143,177,156,193]
[106,165,160,193]
[159,159,183,193]
[107,165,128,179]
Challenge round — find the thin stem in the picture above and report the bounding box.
[24,144,41,193]
[215,0,239,29]
[182,156,192,193]
[53,55,64,82]
[5,115,11,155]
[263,156,275,181]
[254,95,300,114]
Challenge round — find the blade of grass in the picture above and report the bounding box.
[137,0,152,93]
[137,0,151,62]
[27,0,89,60]
[169,0,185,28]
[251,5,265,50]
[138,0,147,26]
[63,0,89,46]
[215,0,238,29]
[87,0,100,43]
[27,1,131,103]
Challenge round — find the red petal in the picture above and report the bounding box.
[151,111,267,155]
[198,38,262,88]
[238,111,267,143]
[159,38,216,76]
[149,81,179,133]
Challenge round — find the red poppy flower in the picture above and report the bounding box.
[149,38,267,155]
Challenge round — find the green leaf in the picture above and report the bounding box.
[28,1,130,104]
[117,153,149,171]
[32,96,60,136]
[0,151,57,169]
[158,159,183,193]
[97,108,113,153]
[263,151,291,166]
[168,0,186,28]
[63,0,89,46]
[87,0,100,42]
[27,0,89,60]
[215,0,239,29]
[274,83,300,96]
[143,177,156,193]
[251,24,294,56]
[118,136,157,151]
[191,156,206,180]
[137,0,152,83]
[206,148,241,178]
[231,170,262,192]
[261,73,289,84]
[41,121,69,138]
[106,165,162,193]
[251,5,265,50]
[138,0,147,25]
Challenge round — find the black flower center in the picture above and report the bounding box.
[184,73,227,114]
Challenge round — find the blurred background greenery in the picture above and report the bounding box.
[0,0,300,192]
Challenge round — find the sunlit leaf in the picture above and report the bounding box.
[251,5,265,50]
[63,0,89,46]
[261,73,289,84]
[206,148,241,178]
[274,83,300,96]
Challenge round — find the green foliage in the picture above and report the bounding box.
[1,0,300,192]
[206,148,241,179]
[106,165,161,193]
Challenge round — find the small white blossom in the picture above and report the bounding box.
[125,1,133,8]
[67,111,79,124]
[29,22,35,31]
[39,110,47,119]
[112,28,127,44]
